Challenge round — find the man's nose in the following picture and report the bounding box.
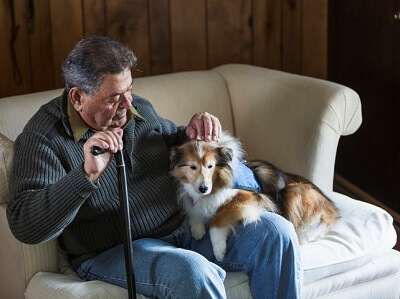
[119,92,132,109]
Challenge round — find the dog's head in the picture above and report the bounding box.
[170,140,234,197]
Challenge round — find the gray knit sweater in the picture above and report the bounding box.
[7,91,186,267]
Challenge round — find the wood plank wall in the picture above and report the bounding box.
[0,0,327,98]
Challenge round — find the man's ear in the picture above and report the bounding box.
[69,87,85,112]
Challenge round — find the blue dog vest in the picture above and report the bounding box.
[233,161,262,192]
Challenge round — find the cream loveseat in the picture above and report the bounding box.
[1,64,399,299]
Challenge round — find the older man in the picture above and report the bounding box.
[7,35,301,298]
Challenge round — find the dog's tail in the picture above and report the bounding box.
[246,160,339,232]
[281,181,339,228]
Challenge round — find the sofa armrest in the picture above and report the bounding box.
[213,64,362,192]
[0,132,58,298]
[0,204,58,299]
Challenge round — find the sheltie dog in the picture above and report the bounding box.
[169,132,338,261]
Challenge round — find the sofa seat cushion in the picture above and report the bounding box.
[302,192,397,284]
[25,270,251,299]
[303,249,400,299]
[25,272,131,299]
[27,250,400,299]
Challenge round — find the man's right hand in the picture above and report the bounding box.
[83,129,123,182]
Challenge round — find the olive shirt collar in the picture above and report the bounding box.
[66,94,142,142]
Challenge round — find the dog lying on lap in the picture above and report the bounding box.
[169,132,338,261]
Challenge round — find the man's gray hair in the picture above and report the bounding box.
[62,35,137,96]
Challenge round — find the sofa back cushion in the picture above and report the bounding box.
[0,134,13,204]
[0,89,64,141]
[133,70,234,132]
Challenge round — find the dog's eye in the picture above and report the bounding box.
[207,164,214,169]
[190,165,197,170]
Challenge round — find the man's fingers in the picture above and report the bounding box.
[186,112,221,141]
[186,126,197,140]
[88,130,123,154]
[104,130,123,152]
[210,114,221,141]
[202,113,213,141]
[186,112,203,140]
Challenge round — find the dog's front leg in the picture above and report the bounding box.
[209,227,230,261]
[188,214,207,240]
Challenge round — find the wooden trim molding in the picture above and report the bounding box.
[334,173,400,225]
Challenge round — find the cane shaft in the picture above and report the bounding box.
[115,151,136,298]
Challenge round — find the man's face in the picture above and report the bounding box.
[76,70,133,131]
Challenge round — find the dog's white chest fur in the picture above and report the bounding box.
[178,187,239,240]
[183,187,238,218]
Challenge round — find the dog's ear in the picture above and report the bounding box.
[215,147,233,166]
[170,146,183,169]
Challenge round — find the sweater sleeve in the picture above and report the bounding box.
[7,130,98,244]
[153,110,188,147]
[160,118,189,147]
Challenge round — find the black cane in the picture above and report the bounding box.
[92,147,136,298]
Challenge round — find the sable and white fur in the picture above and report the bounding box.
[170,132,338,261]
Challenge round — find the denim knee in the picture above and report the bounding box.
[262,212,299,246]
[168,251,226,298]
[243,213,302,298]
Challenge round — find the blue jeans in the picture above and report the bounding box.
[76,212,302,298]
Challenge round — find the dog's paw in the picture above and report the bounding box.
[212,241,227,262]
[191,224,206,240]
[209,227,230,262]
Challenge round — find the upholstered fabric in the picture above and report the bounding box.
[303,250,400,299]
[213,64,361,192]
[132,70,235,133]
[0,134,13,204]
[0,89,64,141]
[25,249,400,299]
[301,192,397,283]
[0,205,58,299]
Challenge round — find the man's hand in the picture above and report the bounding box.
[83,129,123,182]
[186,112,221,142]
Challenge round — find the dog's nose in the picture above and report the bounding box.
[199,186,209,194]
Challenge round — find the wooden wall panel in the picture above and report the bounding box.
[302,0,327,79]
[0,0,328,97]
[12,0,32,93]
[0,0,11,97]
[253,0,282,69]
[207,0,252,68]
[148,0,171,75]
[83,0,106,35]
[170,0,207,72]
[29,0,54,92]
[107,0,150,76]
[50,0,84,88]
[282,0,302,74]
[0,0,31,97]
